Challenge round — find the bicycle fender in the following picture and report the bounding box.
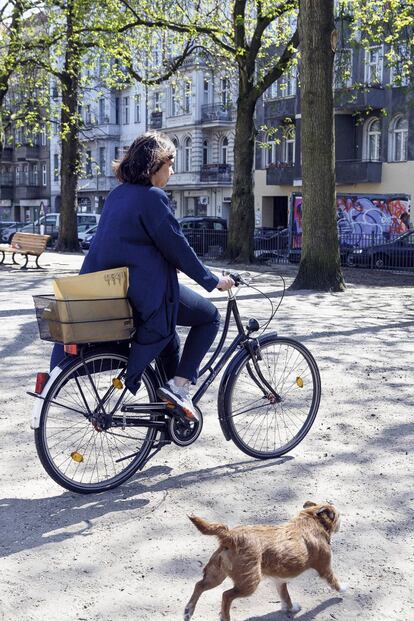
[217,332,278,440]
[31,365,64,429]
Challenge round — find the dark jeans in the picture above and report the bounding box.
[50,284,220,385]
[157,284,220,384]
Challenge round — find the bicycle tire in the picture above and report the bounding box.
[35,349,158,494]
[223,335,321,459]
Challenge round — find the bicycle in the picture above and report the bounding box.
[30,272,321,494]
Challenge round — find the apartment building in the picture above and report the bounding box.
[0,123,51,223]
[255,36,413,229]
[146,61,235,220]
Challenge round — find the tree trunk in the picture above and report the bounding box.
[55,4,81,253]
[290,0,345,291]
[227,72,257,262]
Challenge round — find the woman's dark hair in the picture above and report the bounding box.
[113,131,175,184]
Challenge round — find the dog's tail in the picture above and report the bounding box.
[188,515,230,542]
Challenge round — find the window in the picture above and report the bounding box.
[364,46,383,85]
[282,125,295,164]
[54,154,59,181]
[15,165,20,185]
[184,136,192,172]
[40,124,47,146]
[171,86,178,116]
[264,133,277,167]
[203,139,209,165]
[99,147,106,174]
[23,164,28,185]
[172,137,179,171]
[278,65,297,97]
[389,116,408,162]
[134,93,141,123]
[389,44,411,87]
[99,98,105,123]
[114,146,120,161]
[42,163,47,186]
[153,92,161,111]
[221,137,229,165]
[123,96,129,124]
[221,78,230,107]
[115,97,120,124]
[203,79,210,105]
[365,118,381,161]
[335,49,353,89]
[85,150,92,177]
[184,81,191,113]
[85,104,92,124]
[32,164,38,186]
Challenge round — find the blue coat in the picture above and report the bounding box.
[80,183,219,392]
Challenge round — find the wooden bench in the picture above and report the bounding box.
[0,232,50,269]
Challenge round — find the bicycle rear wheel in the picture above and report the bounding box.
[35,349,158,493]
[223,336,321,459]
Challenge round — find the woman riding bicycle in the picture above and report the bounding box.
[51,131,234,421]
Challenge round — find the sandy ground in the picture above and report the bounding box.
[0,251,413,621]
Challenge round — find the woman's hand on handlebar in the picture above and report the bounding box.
[216,275,235,291]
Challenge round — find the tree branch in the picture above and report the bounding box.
[255,28,299,98]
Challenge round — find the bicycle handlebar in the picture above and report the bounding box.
[222,271,248,287]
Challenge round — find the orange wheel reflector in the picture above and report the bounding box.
[296,376,304,388]
[112,378,123,389]
[71,451,84,463]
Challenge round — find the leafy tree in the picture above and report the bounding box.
[118,0,299,262]
[290,0,345,291]
[0,1,45,155]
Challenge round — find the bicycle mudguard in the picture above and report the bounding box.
[31,365,64,429]
[217,331,278,440]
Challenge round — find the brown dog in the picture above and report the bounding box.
[184,501,347,620]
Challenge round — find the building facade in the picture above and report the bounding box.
[255,35,413,229]
[0,123,51,223]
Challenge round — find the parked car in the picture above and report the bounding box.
[288,232,357,266]
[348,229,414,269]
[254,227,289,262]
[178,216,227,256]
[80,224,98,250]
[1,221,28,243]
[19,212,101,247]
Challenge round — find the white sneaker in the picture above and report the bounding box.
[157,379,199,422]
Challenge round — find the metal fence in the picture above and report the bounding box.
[183,229,414,272]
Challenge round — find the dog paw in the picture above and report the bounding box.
[184,603,194,620]
[338,583,348,594]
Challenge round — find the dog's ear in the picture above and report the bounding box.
[316,506,335,521]
[303,500,317,508]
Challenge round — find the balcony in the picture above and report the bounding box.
[336,160,382,184]
[200,163,232,184]
[0,147,13,162]
[14,185,49,200]
[335,86,386,111]
[78,175,119,192]
[0,186,13,200]
[266,163,295,186]
[264,97,296,122]
[149,111,163,129]
[15,145,41,160]
[201,104,234,125]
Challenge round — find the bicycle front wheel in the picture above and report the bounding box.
[35,350,158,494]
[223,336,321,459]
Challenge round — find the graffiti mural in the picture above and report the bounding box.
[291,194,411,248]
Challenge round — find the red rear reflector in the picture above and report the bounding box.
[64,344,78,355]
[35,372,49,394]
